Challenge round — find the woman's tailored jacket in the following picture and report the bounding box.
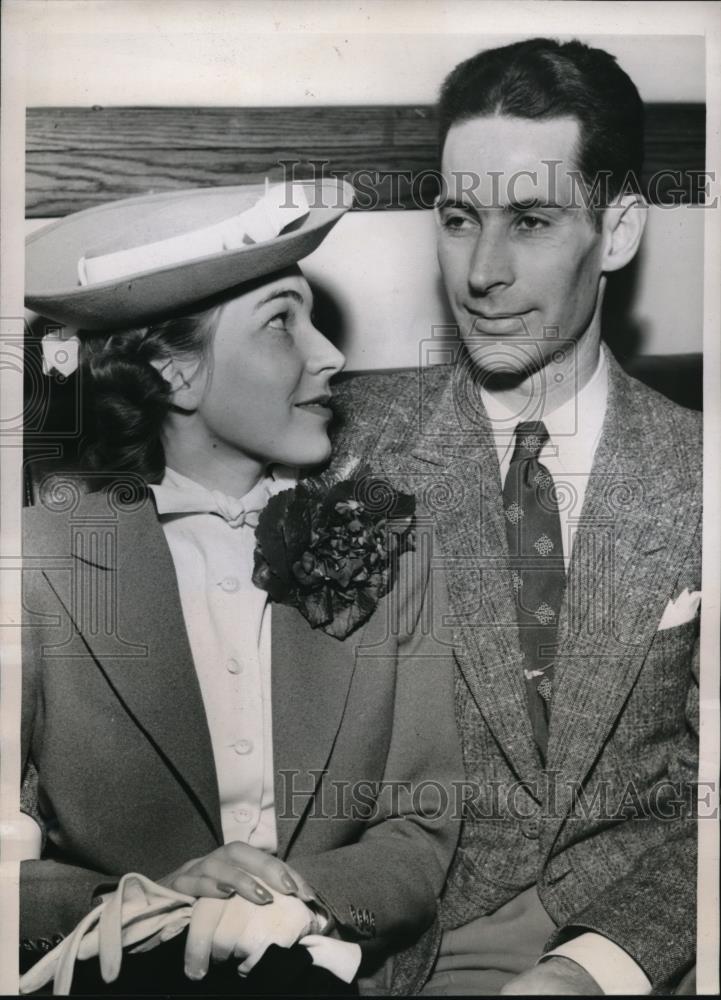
[20,486,462,973]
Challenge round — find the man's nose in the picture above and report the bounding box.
[467,228,514,296]
[305,325,346,376]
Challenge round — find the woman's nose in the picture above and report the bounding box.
[305,325,346,376]
[468,229,514,296]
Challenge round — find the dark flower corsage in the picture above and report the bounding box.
[252,464,416,640]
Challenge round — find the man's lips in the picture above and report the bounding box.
[464,308,531,333]
[467,310,527,319]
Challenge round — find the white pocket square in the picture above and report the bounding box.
[657,588,702,631]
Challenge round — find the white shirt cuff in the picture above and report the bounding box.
[542,932,652,995]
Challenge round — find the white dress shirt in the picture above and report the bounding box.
[150,468,363,982]
[150,467,294,850]
[482,345,652,995]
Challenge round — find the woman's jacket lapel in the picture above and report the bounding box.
[56,491,223,844]
[270,601,358,858]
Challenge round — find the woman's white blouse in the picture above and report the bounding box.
[149,467,292,852]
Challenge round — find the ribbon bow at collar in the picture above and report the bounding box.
[151,469,274,528]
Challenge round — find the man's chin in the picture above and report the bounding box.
[461,341,542,388]
[475,367,532,391]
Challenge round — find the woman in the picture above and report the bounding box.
[20,180,461,994]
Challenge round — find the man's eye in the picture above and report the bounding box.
[440,211,478,233]
[517,214,548,231]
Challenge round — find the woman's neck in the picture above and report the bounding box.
[161,421,266,498]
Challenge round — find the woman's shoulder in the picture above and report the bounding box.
[23,481,157,555]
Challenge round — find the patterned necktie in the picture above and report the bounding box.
[502,421,565,760]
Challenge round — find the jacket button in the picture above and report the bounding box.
[520,815,540,839]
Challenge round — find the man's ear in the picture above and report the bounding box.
[601,194,647,273]
[150,356,205,409]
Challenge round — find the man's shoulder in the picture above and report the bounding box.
[625,369,701,430]
[335,365,450,403]
[622,368,701,445]
[610,361,702,488]
[332,365,453,451]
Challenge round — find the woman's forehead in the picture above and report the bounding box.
[220,267,312,320]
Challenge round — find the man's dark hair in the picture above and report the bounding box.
[438,37,644,208]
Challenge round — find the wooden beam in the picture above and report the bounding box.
[26,104,706,216]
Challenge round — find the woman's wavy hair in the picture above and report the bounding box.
[80,306,220,486]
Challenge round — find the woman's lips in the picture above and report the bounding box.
[295,395,333,417]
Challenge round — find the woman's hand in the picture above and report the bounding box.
[158,842,314,906]
[183,889,320,980]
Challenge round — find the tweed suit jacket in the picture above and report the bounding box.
[20,487,462,983]
[332,349,701,993]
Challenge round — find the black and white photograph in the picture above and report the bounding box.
[1,1,719,996]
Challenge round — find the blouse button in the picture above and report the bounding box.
[226,658,242,674]
[233,739,253,755]
[220,576,240,593]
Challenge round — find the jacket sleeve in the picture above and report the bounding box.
[545,616,699,990]
[20,513,120,942]
[20,860,120,943]
[288,532,463,957]
[542,412,703,991]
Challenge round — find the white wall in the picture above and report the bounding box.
[18,30,706,107]
[6,0,707,106]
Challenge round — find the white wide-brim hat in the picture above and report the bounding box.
[26,179,354,332]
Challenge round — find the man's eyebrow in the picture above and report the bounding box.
[253,288,307,311]
[437,196,566,214]
[436,197,480,213]
[505,198,567,213]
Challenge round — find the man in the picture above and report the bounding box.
[334,38,701,995]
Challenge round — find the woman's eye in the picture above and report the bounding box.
[267,312,290,331]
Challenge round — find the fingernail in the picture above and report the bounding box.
[217,882,235,896]
[281,873,298,893]
[185,967,206,981]
[255,884,272,902]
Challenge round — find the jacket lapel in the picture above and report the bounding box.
[387,368,544,788]
[271,601,358,858]
[52,493,223,844]
[544,356,698,847]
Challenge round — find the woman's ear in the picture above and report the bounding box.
[601,194,647,273]
[150,356,206,409]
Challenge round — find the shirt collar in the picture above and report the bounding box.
[150,466,297,521]
[481,344,609,473]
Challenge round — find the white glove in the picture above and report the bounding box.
[19,872,361,995]
[19,873,194,995]
[185,883,322,978]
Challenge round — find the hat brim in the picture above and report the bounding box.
[25,180,354,331]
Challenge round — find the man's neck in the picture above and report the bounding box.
[481,329,602,420]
